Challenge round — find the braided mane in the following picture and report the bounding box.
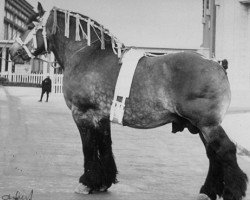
[50,7,124,57]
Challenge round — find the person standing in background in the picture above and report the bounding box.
[39,76,52,102]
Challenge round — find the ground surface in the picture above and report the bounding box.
[0,86,249,200]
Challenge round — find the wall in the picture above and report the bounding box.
[0,0,5,40]
[215,0,250,91]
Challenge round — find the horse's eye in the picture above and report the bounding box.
[28,23,35,30]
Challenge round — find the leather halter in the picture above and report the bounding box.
[15,11,51,58]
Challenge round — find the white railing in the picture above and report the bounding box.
[53,74,63,93]
[0,72,63,94]
[9,73,44,84]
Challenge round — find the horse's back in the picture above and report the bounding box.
[124,52,230,128]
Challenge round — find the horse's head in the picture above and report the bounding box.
[9,2,50,63]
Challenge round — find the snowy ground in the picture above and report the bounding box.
[0,86,249,200]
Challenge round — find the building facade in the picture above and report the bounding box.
[0,0,35,40]
[0,0,61,76]
[0,0,36,74]
[202,0,250,91]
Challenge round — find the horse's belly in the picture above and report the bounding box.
[122,99,174,129]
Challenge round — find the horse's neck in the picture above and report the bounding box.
[48,11,113,69]
[50,34,110,69]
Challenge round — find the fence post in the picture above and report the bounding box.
[49,53,55,93]
[1,48,6,74]
[7,54,12,81]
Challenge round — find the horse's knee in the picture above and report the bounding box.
[71,104,102,129]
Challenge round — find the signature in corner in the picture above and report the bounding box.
[1,190,33,200]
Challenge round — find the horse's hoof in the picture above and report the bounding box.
[197,193,211,200]
[74,183,91,194]
[99,185,108,192]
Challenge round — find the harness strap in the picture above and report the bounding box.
[42,26,47,51]
[15,36,34,58]
[15,36,25,46]
[33,30,37,49]
[23,45,34,58]
[110,48,145,124]
[15,11,50,58]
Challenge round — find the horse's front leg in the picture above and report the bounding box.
[71,105,117,194]
[97,118,118,191]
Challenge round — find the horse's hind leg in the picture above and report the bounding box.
[198,132,224,200]
[97,118,118,190]
[199,125,248,200]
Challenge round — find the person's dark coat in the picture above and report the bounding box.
[42,77,52,92]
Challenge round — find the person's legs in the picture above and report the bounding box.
[39,90,45,102]
[45,91,49,102]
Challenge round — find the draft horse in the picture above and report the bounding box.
[9,3,247,200]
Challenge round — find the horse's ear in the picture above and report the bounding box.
[37,2,45,17]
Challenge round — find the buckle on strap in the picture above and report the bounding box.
[110,96,126,124]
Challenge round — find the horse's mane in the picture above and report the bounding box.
[52,8,102,32]
[49,7,123,51]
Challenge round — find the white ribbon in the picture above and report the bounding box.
[100,26,105,50]
[64,11,70,38]
[111,37,117,55]
[75,14,87,41]
[117,42,122,58]
[75,14,80,41]
[87,18,92,46]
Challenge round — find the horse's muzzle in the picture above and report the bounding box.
[9,44,30,63]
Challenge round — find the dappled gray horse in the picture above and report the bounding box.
[9,3,247,200]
